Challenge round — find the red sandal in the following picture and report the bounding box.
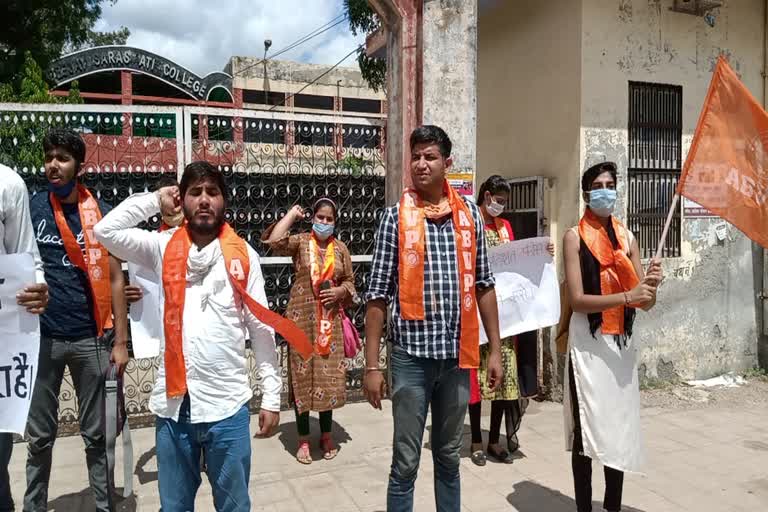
[296,440,312,465]
[320,434,338,460]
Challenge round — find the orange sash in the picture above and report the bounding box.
[494,218,512,243]
[578,209,640,335]
[309,234,336,356]
[50,185,113,336]
[398,182,480,368]
[162,224,312,398]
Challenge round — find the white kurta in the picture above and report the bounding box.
[563,313,644,474]
[563,228,644,474]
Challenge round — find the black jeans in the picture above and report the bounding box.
[569,361,624,512]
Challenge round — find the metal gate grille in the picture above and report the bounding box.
[0,102,387,432]
[627,82,683,258]
[505,176,545,239]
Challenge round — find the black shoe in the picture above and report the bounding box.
[487,445,514,464]
[471,449,487,466]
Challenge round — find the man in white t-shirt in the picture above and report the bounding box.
[0,164,48,512]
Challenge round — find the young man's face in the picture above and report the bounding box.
[410,142,451,195]
[44,147,78,185]
[182,177,225,236]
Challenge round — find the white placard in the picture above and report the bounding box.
[127,263,162,359]
[0,253,41,434]
[479,237,560,343]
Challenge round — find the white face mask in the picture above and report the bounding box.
[485,195,505,217]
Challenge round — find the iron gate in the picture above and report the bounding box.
[0,102,387,432]
[503,176,547,395]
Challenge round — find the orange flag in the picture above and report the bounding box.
[678,57,768,248]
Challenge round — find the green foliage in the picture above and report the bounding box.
[0,0,129,88]
[356,50,387,93]
[339,155,365,175]
[0,52,83,172]
[345,0,380,36]
[79,26,131,49]
[344,0,387,92]
[66,81,85,105]
[17,53,58,104]
[742,367,768,381]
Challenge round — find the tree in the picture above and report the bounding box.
[67,26,131,54]
[344,0,387,92]
[0,0,130,88]
[0,52,83,172]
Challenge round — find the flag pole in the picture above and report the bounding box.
[653,193,680,260]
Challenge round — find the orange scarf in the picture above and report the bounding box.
[158,219,185,233]
[494,218,512,243]
[162,223,312,398]
[309,234,336,356]
[398,182,480,368]
[50,185,113,336]
[578,209,640,335]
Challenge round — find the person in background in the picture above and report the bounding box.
[468,175,555,466]
[363,125,503,512]
[0,163,48,512]
[262,198,356,464]
[562,160,662,512]
[25,128,129,512]
[94,161,307,511]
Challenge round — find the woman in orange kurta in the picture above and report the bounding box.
[263,198,356,464]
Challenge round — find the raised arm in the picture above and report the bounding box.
[93,191,167,271]
[261,205,303,257]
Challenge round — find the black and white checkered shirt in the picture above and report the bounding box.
[365,198,495,359]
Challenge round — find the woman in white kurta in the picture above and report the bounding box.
[562,161,663,512]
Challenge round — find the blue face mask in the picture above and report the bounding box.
[313,222,335,240]
[588,188,617,217]
[48,180,76,198]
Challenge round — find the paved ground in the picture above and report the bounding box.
[7,380,768,512]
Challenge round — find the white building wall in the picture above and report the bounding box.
[581,0,764,382]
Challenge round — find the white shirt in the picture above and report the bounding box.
[94,192,281,422]
[0,164,44,282]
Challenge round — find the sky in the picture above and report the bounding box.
[95,0,366,76]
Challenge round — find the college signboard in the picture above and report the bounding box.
[48,46,233,101]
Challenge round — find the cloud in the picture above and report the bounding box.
[95,0,366,75]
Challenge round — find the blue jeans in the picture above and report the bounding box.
[0,433,12,512]
[387,345,470,512]
[156,404,251,512]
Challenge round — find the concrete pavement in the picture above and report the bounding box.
[7,388,768,511]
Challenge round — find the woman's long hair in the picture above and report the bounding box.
[579,162,635,346]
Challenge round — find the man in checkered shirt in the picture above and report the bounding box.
[363,125,503,512]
